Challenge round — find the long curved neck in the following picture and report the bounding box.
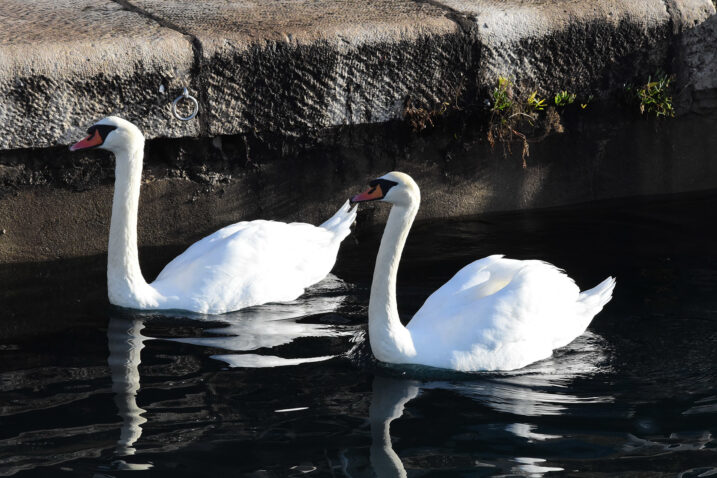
[368,198,419,362]
[107,141,149,305]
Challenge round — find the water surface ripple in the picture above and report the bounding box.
[1,192,717,476]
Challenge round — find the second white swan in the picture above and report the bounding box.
[71,116,356,314]
[351,171,615,371]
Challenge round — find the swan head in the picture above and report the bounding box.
[351,171,420,207]
[70,116,144,153]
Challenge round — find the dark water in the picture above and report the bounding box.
[2,191,717,477]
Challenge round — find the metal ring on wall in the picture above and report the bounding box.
[172,88,199,121]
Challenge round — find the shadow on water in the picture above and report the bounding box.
[1,191,717,476]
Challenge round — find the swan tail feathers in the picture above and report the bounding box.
[320,200,357,240]
[578,276,616,316]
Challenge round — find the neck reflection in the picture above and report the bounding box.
[369,376,419,478]
[107,313,148,456]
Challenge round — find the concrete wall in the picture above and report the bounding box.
[2,0,715,149]
[2,107,716,263]
[1,0,716,263]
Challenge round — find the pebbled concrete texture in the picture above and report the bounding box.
[1,0,717,263]
[0,0,198,150]
[0,0,474,148]
[676,12,717,112]
[440,0,714,95]
[451,0,671,93]
[1,0,715,149]
[124,0,473,139]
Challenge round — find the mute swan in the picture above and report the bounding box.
[70,117,356,314]
[351,171,615,371]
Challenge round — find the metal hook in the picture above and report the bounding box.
[171,87,199,121]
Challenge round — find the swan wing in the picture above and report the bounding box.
[406,254,509,320]
[154,221,256,281]
[408,257,596,371]
[155,201,355,286]
[151,220,341,313]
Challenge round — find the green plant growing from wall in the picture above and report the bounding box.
[527,91,546,112]
[486,79,591,167]
[579,95,593,110]
[491,77,513,114]
[554,91,576,107]
[635,73,675,118]
[487,77,528,165]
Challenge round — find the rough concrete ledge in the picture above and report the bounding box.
[0,0,199,150]
[1,0,715,150]
[444,0,710,95]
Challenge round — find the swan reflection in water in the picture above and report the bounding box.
[107,314,148,456]
[106,312,153,471]
[359,331,612,477]
[169,275,359,368]
[104,275,355,468]
[368,376,418,478]
[106,274,611,477]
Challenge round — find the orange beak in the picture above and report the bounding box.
[351,184,384,203]
[70,129,103,151]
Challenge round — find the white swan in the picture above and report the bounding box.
[70,117,356,314]
[351,171,615,371]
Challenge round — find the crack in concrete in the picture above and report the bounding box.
[663,0,679,34]
[108,0,211,136]
[415,0,478,36]
[412,0,482,98]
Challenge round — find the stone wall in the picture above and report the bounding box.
[2,0,715,149]
[0,0,716,263]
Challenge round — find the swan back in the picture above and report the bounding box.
[151,217,351,314]
[408,257,604,371]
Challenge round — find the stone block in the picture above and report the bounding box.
[126,0,472,138]
[0,0,197,150]
[438,0,714,96]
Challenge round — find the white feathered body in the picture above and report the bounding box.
[136,203,356,314]
[358,171,615,373]
[75,117,357,315]
[405,255,615,371]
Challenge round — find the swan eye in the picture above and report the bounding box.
[94,124,118,140]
